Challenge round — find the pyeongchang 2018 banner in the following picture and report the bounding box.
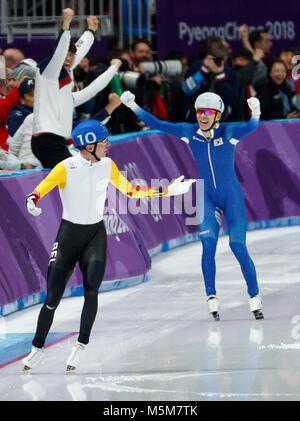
[156,0,300,59]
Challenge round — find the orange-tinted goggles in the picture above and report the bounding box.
[196,108,218,116]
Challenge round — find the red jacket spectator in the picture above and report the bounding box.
[0,86,20,151]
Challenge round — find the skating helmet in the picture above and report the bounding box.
[72,119,109,147]
[194,92,224,113]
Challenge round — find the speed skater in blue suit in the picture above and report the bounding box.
[120,89,264,321]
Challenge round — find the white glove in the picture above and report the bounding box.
[167,175,196,196]
[120,91,138,110]
[26,193,42,216]
[247,97,261,118]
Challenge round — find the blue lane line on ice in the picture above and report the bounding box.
[0,332,77,369]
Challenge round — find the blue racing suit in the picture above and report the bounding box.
[131,105,260,297]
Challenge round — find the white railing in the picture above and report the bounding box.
[1,1,113,42]
[1,0,156,48]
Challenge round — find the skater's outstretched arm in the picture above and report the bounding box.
[120,91,193,141]
[109,159,195,198]
[25,162,67,215]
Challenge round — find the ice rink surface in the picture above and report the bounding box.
[1,226,300,402]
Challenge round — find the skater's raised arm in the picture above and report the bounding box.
[226,97,261,142]
[120,91,193,142]
[109,159,195,198]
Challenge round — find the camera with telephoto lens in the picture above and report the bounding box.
[142,60,183,77]
[118,71,146,89]
[213,56,224,67]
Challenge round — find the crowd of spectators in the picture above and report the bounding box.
[0,21,300,172]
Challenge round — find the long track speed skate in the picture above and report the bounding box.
[22,346,44,372]
[66,342,86,372]
[206,295,220,321]
[249,295,264,320]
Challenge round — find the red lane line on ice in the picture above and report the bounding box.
[0,331,78,369]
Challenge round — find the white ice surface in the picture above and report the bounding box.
[1,226,300,401]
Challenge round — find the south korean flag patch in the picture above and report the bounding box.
[214,137,223,147]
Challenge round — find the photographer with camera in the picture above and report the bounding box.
[100,40,186,130]
[124,38,173,122]
[182,37,238,122]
